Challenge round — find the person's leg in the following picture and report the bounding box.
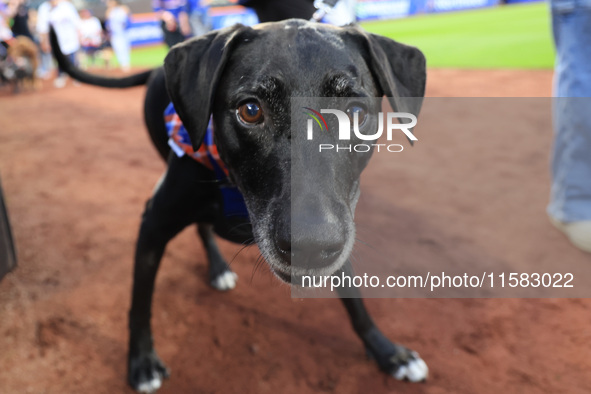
[111,33,131,71]
[54,58,67,87]
[0,41,8,59]
[548,0,591,251]
[80,48,89,69]
[54,51,79,87]
[42,51,53,76]
[189,11,210,37]
[35,41,51,78]
[88,47,99,67]
[121,35,131,70]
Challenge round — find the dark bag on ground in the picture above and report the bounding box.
[0,177,17,282]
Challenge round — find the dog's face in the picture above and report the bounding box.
[164,20,426,283]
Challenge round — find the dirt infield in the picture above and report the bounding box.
[2,68,591,394]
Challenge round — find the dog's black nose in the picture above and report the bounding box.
[275,219,345,269]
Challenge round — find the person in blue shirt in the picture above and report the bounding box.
[152,0,191,47]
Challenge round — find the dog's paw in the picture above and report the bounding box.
[370,345,428,382]
[210,270,238,291]
[390,351,428,382]
[128,351,170,393]
[364,328,428,383]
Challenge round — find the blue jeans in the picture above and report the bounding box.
[548,0,591,222]
[39,51,54,76]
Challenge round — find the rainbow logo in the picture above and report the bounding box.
[303,107,329,132]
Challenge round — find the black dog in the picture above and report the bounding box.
[51,19,427,392]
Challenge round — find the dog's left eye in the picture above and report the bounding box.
[237,102,264,125]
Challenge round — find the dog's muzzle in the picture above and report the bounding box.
[267,204,354,284]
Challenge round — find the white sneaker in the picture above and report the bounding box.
[53,75,67,88]
[549,215,591,253]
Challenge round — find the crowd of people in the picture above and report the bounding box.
[1,0,359,91]
[0,0,146,88]
[1,0,359,90]
[0,0,218,89]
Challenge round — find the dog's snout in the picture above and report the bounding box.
[274,216,346,269]
[292,234,345,267]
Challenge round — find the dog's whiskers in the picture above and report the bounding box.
[250,253,267,283]
[229,241,254,266]
[354,237,377,250]
[227,221,253,232]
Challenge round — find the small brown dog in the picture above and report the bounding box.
[1,35,39,92]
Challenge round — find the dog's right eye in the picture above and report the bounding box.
[237,102,264,125]
[346,105,368,127]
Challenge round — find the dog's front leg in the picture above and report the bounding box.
[336,262,429,383]
[197,223,238,291]
[128,204,174,393]
[128,158,203,393]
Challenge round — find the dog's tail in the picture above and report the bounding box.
[49,28,153,88]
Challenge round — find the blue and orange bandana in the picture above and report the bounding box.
[164,103,249,219]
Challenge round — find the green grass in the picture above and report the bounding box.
[360,3,554,69]
[130,44,168,68]
[128,3,555,69]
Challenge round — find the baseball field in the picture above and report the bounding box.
[2,3,591,393]
[130,2,554,69]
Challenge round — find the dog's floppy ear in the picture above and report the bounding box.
[164,25,246,151]
[356,30,426,119]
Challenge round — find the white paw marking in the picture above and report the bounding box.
[136,376,162,393]
[392,353,428,382]
[211,271,238,291]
